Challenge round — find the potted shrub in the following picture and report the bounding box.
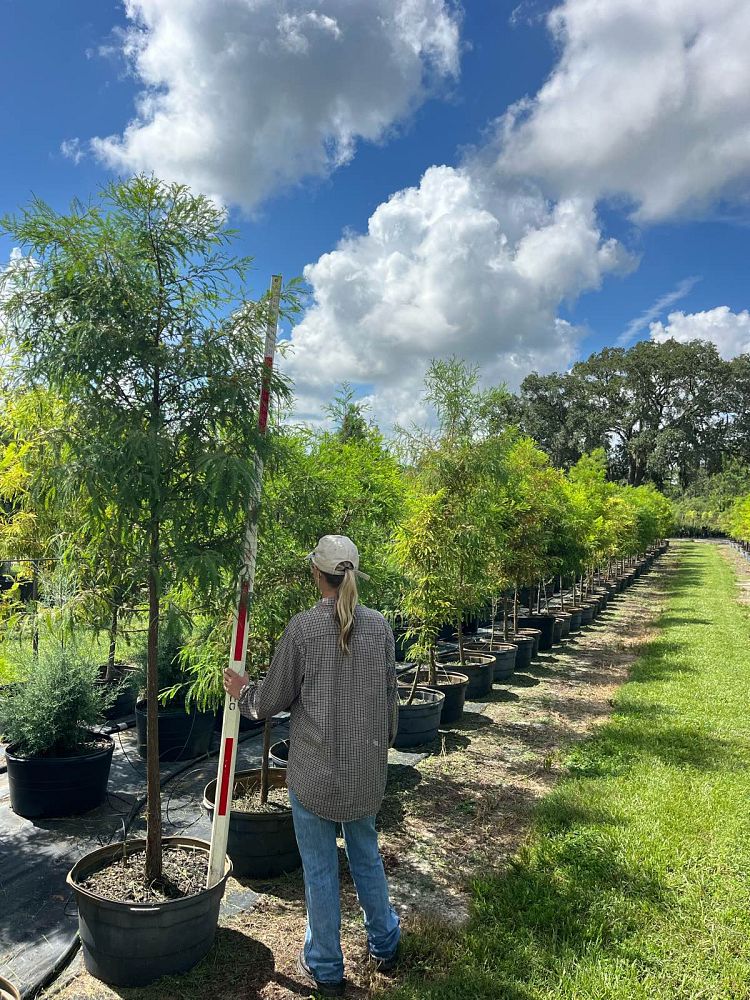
[0,638,115,819]
[2,178,294,985]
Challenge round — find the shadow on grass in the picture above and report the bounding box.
[566,720,739,777]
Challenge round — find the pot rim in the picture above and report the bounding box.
[203,766,292,819]
[435,652,495,666]
[399,668,469,687]
[67,835,231,908]
[5,731,114,764]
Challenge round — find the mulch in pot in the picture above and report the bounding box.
[80,845,209,904]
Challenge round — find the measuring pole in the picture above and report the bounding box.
[207,273,282,888]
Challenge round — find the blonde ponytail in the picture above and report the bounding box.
[334,564,358,654]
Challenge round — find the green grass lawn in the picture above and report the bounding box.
[382,542,750,1000]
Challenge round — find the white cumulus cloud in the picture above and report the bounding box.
[283,164,633,426]
[89,0,461,210]
[498,0,750,221]
[650,306,750,358]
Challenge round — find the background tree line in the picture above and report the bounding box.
[508,339,750,493]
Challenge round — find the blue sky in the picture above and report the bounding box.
[2,0,749,426]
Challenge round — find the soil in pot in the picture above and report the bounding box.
[394,687,445,747]
[0,976,20,1000]
[464,640,517,681]
[399,668,468,725]
[436,652,494,699]
[68,836,230,988]
[135,698,215,762]
[203,767,301,878]
[80,844,209,904]
[6,733,114,819]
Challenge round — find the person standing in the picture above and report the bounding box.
[223,534,400,997]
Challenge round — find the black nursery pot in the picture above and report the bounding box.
[436,652,494,698]
[552,618,564,644]
[567,609,583,632]
[464,640,517,681]
[555,613,572,639]
[516,614,556,651]
[509,634,535,669]
[5,734,114,820]
[67,836,230,987]
[399,668,469,725]
[394,688,446,748]
[204,767,301,878]
[514,627,541,658]
[135,699,215,762]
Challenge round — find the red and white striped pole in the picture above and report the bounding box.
[207,274,282,888]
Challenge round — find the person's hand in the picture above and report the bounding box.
[223,668,248,700]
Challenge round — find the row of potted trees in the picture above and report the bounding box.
[0,178,673,992]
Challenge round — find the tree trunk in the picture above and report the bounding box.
[145,517,163,884]
[560,575,565,611]
[428,645,437,687]
[457,619,465,667]
[105,599,119,683]
[31,561,39,658]
[145,344,162,886]
[490,597,497,646]
[503,596,508,642]
[513,587,518,633]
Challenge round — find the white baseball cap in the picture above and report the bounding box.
[306,535,370,580]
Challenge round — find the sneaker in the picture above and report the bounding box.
[368,942,400,973]
[296,949,346,997]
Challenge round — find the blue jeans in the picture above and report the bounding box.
[289,789,400,983]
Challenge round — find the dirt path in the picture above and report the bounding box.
[44,553,674,1000]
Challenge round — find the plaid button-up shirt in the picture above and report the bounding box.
[240,598,398,822]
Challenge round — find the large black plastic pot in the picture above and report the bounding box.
[552,618,563,644]
[436,652,494,698]
[68,836,230,987]
[509,634,534,669]
[394,688,445,748]
[400,668,469,725]
[515,627,541,658]
[5,734,114,819]
[464,641,517,681]
[567,609,583,632]
[555,613,572,639]
[204,767,300,878]
[135,699,215,762]
[516,614,555,651]
[0,975,20,1000]
[97,665,138,721]
[579,603,595,625]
